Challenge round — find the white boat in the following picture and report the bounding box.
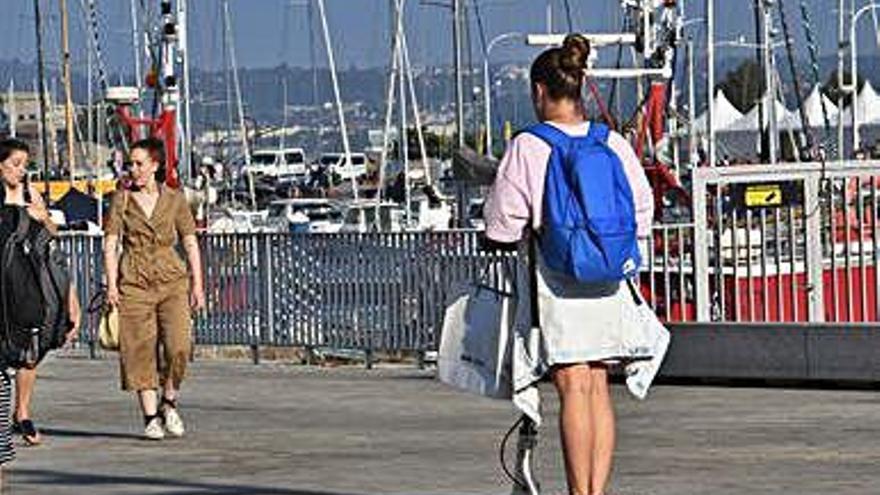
[340,201,405,233]
[268,198,344,234]
[406,194,454,231]
[207,208,275,233]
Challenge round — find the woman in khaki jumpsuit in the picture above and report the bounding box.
[103,138,204,441]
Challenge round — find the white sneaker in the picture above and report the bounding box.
[163,406,185,438]
[144,416,165,441]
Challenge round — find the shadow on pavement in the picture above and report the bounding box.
[40,427,145,441]
[10,469,363,495]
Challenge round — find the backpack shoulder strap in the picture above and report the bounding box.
[522,122,573,151]
[122,190,130,215]
[586,122,610,144]
[13,207,31,240]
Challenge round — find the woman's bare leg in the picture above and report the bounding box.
[14,368,36,423]
[137,389,158,417]
[552,364,594,495]
[163,382,177,402]
[14,368,40,444]
[588,364,615,495]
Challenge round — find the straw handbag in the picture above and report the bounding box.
[98,304,119,351]
[97,190,129,351]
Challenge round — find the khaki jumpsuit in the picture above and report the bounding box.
[104,187,197,391]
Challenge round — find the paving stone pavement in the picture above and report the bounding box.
[3,356,879,495]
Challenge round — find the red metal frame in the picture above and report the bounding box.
[636,81,691,219]
[116,105,180,188]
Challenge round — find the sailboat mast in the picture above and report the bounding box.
[837,0,846,160]
[179,0,193,184]
[34,0,51,198]
[401,29,431,186]
[7,80,16,138]
[280,78,289,151]
[223,0,255,208]
[378,0,403,207]
[452,0,464,148]
[315,0,359,201]
[130,0,142,126]
[308,0,318,107]
[398,12,410,225]
[61,0,77,183]
[86,7,94,165]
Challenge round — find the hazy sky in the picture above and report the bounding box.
[0,1,874,74]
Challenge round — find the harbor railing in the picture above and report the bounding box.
[62,231,514,361]
[692,160,880,323]
[59,160,880,360]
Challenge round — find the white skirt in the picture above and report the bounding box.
[535,252,645,366]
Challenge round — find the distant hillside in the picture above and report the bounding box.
[3,53,879,144]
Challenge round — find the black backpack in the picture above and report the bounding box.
[0,206,71,368]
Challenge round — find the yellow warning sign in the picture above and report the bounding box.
[744,184,783,208]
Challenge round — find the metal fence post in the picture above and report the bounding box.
[358,235,373,370]
[804,174,826,322]
[263,234,276,347]
[692,169,712,322]
[250,235,261,365]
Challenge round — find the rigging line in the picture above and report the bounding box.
[562,0,573,32]
[776,0,814,157]
[797,0,830,138]
[871,2,880,52]
[752,0,765,157]
[586,78,616,131]
[463,2,479,136]
[607,6,632,123]
[471,0,488,57]
[83,0,110,94]
[620,88,653,135]
[83,0,128,152]
[796,0,829,186]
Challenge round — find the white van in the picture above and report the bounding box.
[319,152,368,180]
[243,148,308,179]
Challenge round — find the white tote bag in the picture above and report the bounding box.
[621,279,671,400]
[438,261,516,400]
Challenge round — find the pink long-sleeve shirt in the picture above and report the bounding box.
[484,121,654,243]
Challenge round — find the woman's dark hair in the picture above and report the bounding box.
[0,138,31,163]
[530,34,591,101]
[131,138,166,182]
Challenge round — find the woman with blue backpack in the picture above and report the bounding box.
[484,35,654,495]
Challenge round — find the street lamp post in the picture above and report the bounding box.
[483,32,523,157]
[707,0,715,167]
[452,0,465,148]
[761,2,778,166]
[849,3,880,154]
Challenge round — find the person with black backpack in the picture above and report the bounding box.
[483,36,654,495]
[0,138,81,456]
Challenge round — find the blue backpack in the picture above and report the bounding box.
[524,122,641,283]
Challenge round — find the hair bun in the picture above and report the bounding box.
[560,34,590,74]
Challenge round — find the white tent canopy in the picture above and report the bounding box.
[841,80,880,125]
[694,89,743,132]
[803,84,839,127]
[727,92,800,132]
